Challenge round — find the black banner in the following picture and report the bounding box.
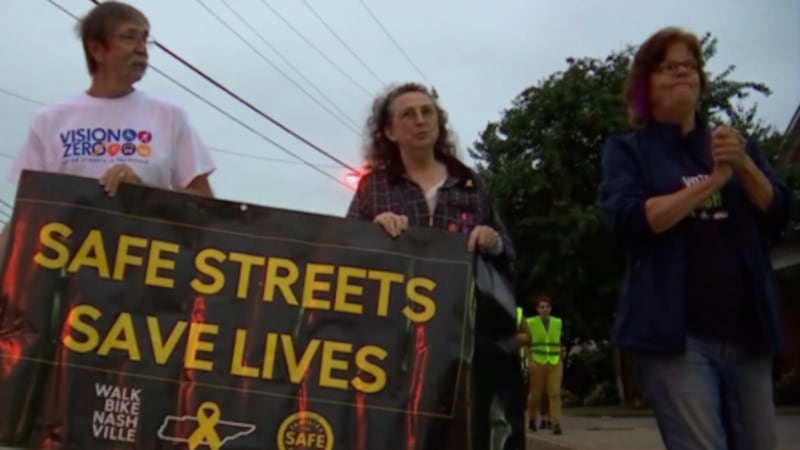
[0,171,479,450]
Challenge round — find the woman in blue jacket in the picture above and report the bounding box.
[599,27,793,449]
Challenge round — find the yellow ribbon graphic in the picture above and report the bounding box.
[187,402,223,450]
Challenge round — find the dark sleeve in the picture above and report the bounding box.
[346,176,372,220]
[744,139,796,241]
[597,134,655,245]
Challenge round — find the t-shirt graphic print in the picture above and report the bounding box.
[682,173,729,221]
[8,90,214,191]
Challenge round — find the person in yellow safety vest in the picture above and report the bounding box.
[527,294,563,435]
[520,306,552,431]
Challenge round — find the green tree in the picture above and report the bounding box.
[470,33,798,341]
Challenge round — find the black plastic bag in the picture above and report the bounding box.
[0,210,67,446]
[471,256,526,450]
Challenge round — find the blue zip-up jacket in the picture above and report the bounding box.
[598,121,794,355]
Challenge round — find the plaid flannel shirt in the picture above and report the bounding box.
[346,158,515,264]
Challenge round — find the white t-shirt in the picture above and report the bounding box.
[8,90,215,190]
[424,179,446,226]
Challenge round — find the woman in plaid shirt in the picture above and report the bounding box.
[346,83,514,264]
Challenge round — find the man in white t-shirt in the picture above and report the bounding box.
[1,1,215,254]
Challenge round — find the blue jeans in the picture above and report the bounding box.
[634,335,777,450]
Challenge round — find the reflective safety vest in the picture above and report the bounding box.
[516,308,526,365]
[527,316,562,365]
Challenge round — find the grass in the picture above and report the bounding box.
[566,405,800,418]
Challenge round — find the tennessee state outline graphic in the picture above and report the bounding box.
[157,402,256,450]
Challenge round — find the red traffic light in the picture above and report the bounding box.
[345,172,361,188]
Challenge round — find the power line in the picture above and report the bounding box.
[300,0,385,86]
[197,0,361,135]
[149,32,357,173]
[0,198,13,215]
[0,83,351,178]
[0,146,339,170]
[56,0,360,182]
[0,87,45,106]
[149,43,358,173]
[0,85,348,171]
[208,147,340,168]
[357,0,432,85]
[218,0,364,129]
[2,61,351,192]
[78,0,358,172]
[150,65,353,189]
[256,0,373,98]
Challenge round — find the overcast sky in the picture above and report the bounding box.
[1,0,798,221]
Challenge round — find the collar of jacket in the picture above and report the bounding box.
[639,116,711,149]
[385,155,478,191]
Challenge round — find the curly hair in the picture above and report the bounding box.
[623,27,707,128]
[362,82,459,171]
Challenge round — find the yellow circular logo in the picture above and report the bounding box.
[137,144,152,157]
[277,411,333,450]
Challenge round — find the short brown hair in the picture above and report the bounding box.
[76,1,149,74]
[622,27,707,127]
[530,293,551,308]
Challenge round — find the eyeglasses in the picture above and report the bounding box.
[656,60,699,74]
[396,105,436,122]
[113,33,154,47]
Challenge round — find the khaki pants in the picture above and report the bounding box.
[527,361,563,425]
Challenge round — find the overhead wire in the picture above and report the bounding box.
[255,0,373,98]
[299,0,385,86]
[0,88,341,169]
[0,198,13,215]
[78,0,358,172]
[44,0,360,190]
[0,93,344,178]
[0,87,45,107]
[356,0,432,85]
[147,31,360,176]
[196,0,362,135]
[207,147,340,168]
[0,145,340,170]
[137,63,358,189]
[152,64,355,189]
